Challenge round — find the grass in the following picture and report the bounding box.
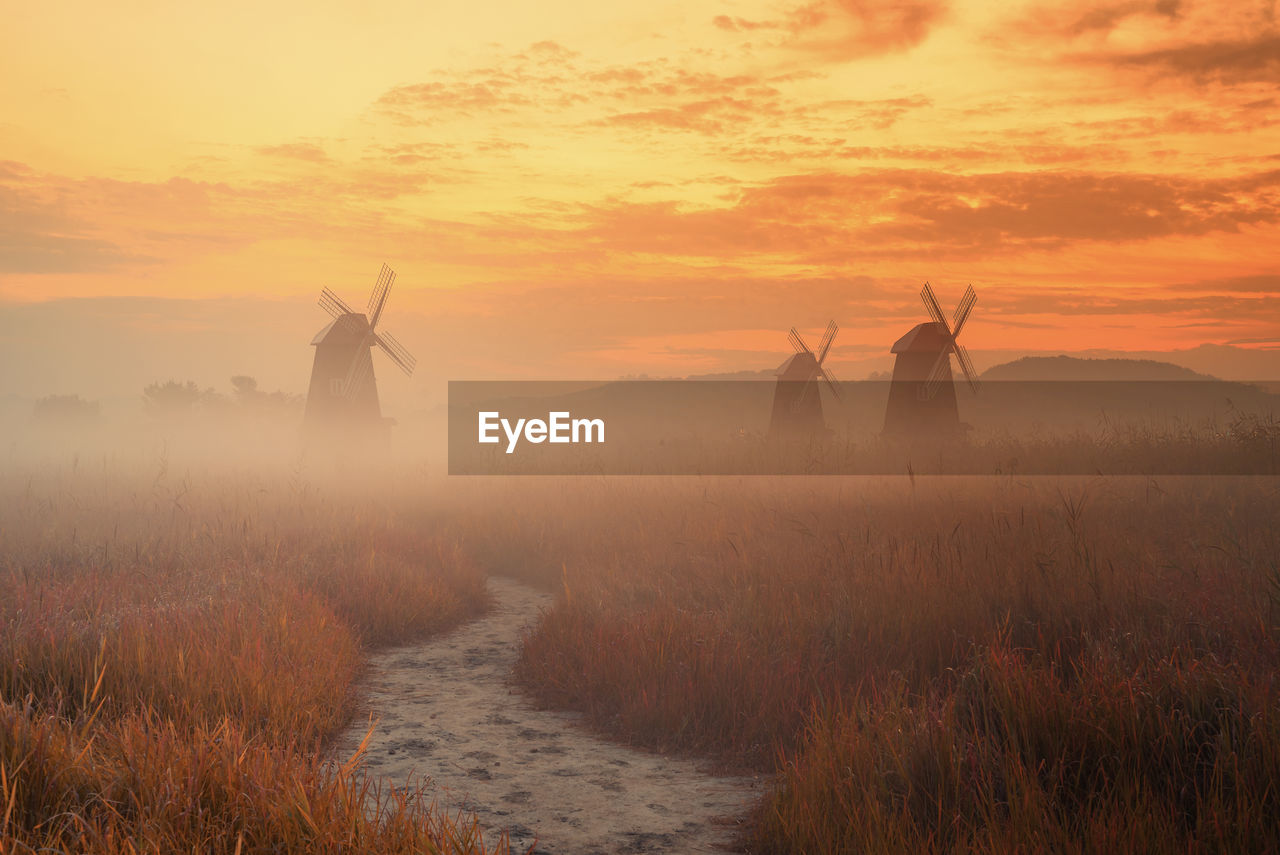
[6,448,1280,853]
[463,476,1280,852]
[0,459,503,854]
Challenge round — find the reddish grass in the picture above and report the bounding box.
[0,461,501,854]
[468,477,1280,851]
[8,457,1279,853]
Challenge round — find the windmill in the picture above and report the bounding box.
[768,320,842,439]
[304,264,417,435]
[883,282,978,436]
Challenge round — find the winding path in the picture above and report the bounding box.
[334,576,760,854]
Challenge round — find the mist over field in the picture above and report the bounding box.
[5,0,1280,850]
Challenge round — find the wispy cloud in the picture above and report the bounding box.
[1004,0,1280,84]
[0,179,155,274]
[255,142,331,163]
[564,168,1280,261]
[713,0,950,60]
[1102,32,1280,82]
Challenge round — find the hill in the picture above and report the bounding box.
[982,355,1215,381]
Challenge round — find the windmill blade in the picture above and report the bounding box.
[374,330,417,376]
[921,347,953,400]
[816,320,838,364]
[954,343,980,392]
[344,358,373,401]
[319,287,354,318]
[342,339,375,400]
[367,264,396,330]
[819,365,842,401]
[920,282,948,329]
[794,377,815,408]
[788,327,812,355]
[951,284,977,339]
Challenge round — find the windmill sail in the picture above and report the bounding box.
[342,340,375,400]
[319,287,355,318]
[367,264,395,329]
[951,284,976,337]
[921,282,947,326]
[817,320,838,364]
[922,347,953,400]
[375,330,416,375]
[954,343,980,391]
[819,363,841,400]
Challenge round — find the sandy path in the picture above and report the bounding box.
[334,576,761,854]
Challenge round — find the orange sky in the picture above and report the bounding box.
[1,0,1278,393]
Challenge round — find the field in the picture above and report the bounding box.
[0,459,501,853]
[3,450,1279,852]
[480,477,1280,851]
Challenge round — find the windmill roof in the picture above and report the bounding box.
[311,312,370,346]
[776,351,818,379]
[891,321,952,353]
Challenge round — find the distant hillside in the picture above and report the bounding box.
[982,355,1215,381]
[683,368,775,381]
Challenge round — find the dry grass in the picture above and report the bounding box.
[0,459,503,854]
[7,449,1279,854]
[464,476,1280,852]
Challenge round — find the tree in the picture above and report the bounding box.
[230,375,261,403]
[143,380,205,416]
[33,394,100,426]
[230,375,303,414]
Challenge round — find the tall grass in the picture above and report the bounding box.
[462,476,1280,851]
[7,454,1279,853]
[0,459,502,854]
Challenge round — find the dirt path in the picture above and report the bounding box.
[334,576,761,854]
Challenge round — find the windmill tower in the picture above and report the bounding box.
[769,321,842,439]
[883,283,979,436]
[304,264,417,435]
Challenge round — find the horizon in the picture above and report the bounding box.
[3,0,1279,408]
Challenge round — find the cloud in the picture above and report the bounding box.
[1103,33,1280,82]
[598,97,771,135]
[1060,0,1183,37]
[0,154,460,283]
[0,231,152,274]
[519,40,580,63]
[255,142,330,163]
[712,14,778,32]
[718,139,1128,166]
[564,167,1280,262]
[990,292,1280,323]
[376,80,548,121]
[1225,336,1280,345]
[0,183,155,274]
[1006,0,1280,84]
[785,0,949,58]
[373,48,794,131]
[712,0,948,60]
[369,44,942,148]
[1166,273,1280,293]
[869,169,1280,247]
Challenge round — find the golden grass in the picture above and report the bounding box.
[463,476,1280,852]
[7,452,1280,853]
[0,460,502,854]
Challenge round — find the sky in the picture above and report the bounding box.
[1,0,1278,401]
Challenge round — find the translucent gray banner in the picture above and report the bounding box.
[447,380,1280,475]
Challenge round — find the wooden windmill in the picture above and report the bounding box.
[883,283,979,436]
[768,321,841,439]
[304,264,417,435]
